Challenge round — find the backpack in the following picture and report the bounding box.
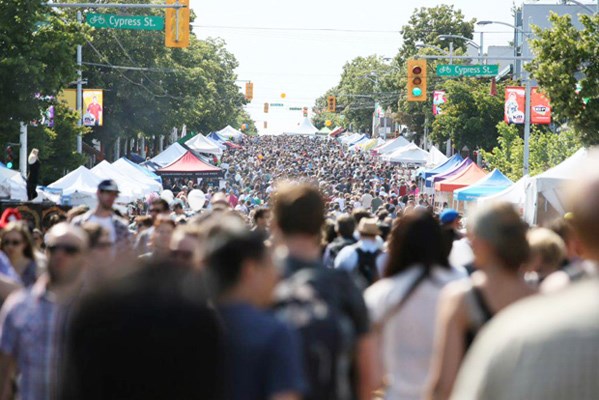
[354,246,382,289]
[273,267,357,400]
[326,237,356,269]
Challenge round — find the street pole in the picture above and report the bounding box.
[19,123,27,178]
[523,81,531,175]
[449,42,454,65]
[479,32,484,64]
[76,11,83,154]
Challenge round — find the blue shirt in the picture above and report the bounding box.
[219,302,305,400]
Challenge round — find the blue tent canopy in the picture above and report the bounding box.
[425,157,471,188]
[420,153,463,180]
[454,169,513,201]
[348,134,368,146]
[118,156,162,184]
[208,132,227,142]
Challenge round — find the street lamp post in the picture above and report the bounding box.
[438,34,483,63]
[560,0,597,14]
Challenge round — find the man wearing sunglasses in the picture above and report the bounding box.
[72,180,131,253]
[0,223,89,400]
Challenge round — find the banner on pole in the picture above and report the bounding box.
[531,88,551,125]
[505,86,551,125]
[433,90,447,116]
[59,89,105,126]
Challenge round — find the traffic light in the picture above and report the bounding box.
[5,146,13,169]
[264,103,269,113]
[165,0,190,48]
[263,121,268,129]
[327,96,336,112]
[303,107,308,117]
[245,82,253,101]
[407,59,427,102]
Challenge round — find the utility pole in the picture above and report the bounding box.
[76,10,83,154]
[19,123,27,178]
[523,81,532,175]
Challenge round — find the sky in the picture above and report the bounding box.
[188,0,538,134]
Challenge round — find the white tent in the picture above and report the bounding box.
[340,133,362,144]
[217,125,244,142]
[112,159,163,193]
[426,145,448,168]
[374,136,411,155]
[91,161,150,203]
[204,135,227,150]
[149,142,187,168]
[0,167,27,201]
[524,148,588,225]
[185,134,224,156]
[43,166,102,207]
[478,175,529,213]
[383,143,429,164]
[284,117,318,135]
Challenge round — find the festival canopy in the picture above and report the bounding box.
[426,146,448,168]
[143,142,187,171]
[43,166,101,207]
[373,136,410,155]
[185,133,224,156]
[454,169,513,201]
[524,147,588,224]
[435,162,488,192]
[217,125,244,141]
[204,135,227,150]
[208,132,227,142]
[358,138,385,151]
[113,157,163,188]
[383,143,429,164]
[91,161,150,202]
[329,126,345,138]
[157,151,225,179]
[348,135,369,148]
[340,133,362,144]
[421,153,464,181]
[318,126,332,134]
[425,156,470,188]
[284,117,318,135]
[478,175,530,207]
[0,166,27,201]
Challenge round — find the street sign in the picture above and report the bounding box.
[289,107,302,111]
[436,64,499,77]
[270,103,284,107]
[86,13,164,31]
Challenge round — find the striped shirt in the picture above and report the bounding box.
[0,277,65,400]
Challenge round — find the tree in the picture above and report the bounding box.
[430,78,509,152]
[481,122,581,181]
[0,0,86,138]
[527,12,599,145]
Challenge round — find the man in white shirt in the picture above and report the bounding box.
[361,190,373,209]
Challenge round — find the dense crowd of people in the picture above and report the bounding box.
[0,135,598,400]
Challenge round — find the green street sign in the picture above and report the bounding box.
[289,107,302,111]
[86,13,164,31]
[270,103,284,107]
[436,64,499,77]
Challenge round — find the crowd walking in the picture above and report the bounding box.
[0,135,598,400]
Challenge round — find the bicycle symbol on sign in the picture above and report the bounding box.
[438,66,452,74]
[88,15,106,25]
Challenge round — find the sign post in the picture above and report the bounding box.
[436,64,499,77]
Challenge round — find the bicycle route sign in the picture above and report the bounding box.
[86,13,164,31]
[436,64,499,77]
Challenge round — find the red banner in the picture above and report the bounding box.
[433,90,447,116]
[505,87,551,125]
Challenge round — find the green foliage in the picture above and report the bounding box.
[431,78,508,151]
[528,12,599,145]
[481,122,581,181]
[0,0,87,136]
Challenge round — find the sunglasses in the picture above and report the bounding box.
[149,208,163,213]
[47,244,81,255]
[2,239,23,247]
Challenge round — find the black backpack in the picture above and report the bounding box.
[326,237,356,269]
[354,246,382,289]
[273,267,357,400]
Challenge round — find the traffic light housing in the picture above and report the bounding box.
[303,107,308,117]
[264,103,269,113]
[245,82,253,101]
[327,96,336,112]
[165,0,190,48]
[407,59,427,102]
[5,146,13,169]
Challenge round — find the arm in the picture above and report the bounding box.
[0,277,21,304]
[0,352,16,400]
[355,333,378,400]
[426,283,468,400]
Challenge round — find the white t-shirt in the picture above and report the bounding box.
[88,214,116,243]
[364,265,467,400]
[361,193,373,209]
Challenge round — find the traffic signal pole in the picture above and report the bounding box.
[19,123,27,178]
[76,11,83,154]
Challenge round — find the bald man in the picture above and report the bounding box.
[0,223,89,400]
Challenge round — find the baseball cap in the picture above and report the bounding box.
[98,179,120,193]
[440,208,461,224]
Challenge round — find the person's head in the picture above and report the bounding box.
[526,227,567,280]
[134,215,153,234]
[97,180,120,211]
[61,260,222,400]
[45,223,89,286]
[384,211,448,277]
[67,205,89,222]
[1,221,35,261]
[205,218,277,307]
[149,198,169,219]
[272,182,324,239]
[567,172,599,262]
[351,208,372,226]
[210,192,230,211]
[172,202,184,215]
[150,215,176,256]
[32,228,44,250]
[335,213,356,239]
[252,207,271,229]
[470,202,529,272]
[546,215,582,262]
[169,225,205,271]
[357,217,380,240]
[440,208,462,230]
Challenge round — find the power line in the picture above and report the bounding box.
[192,24,401,34]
